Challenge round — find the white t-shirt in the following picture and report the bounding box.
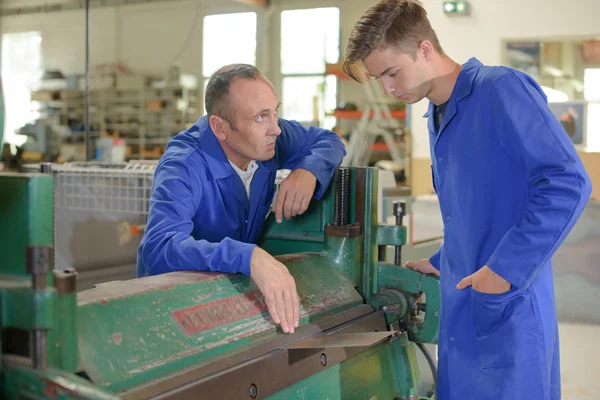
[228,159,259,199]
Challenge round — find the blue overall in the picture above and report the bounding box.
[427,58,592,399]
[136,116,345,277]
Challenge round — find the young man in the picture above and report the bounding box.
[344,1,591,399]
[137,64,346,335]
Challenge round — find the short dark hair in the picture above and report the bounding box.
[343,0,443,82]
[205,64,261,129]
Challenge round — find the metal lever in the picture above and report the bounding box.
[393,202,406,266]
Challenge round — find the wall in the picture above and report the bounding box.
[409,0,600,193]
[1,0,599,193]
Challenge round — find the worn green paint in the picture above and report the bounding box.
[377,264,440,344]
[377,224,407,247]
[52,291,79,372]
[1,287,55,330]
[258,182,334,256]
[324,235,362,287]
[76,255,362,393]
[360,168,379,302]
[0,174,54,279]
[3,367,119,400]
[266,334,422,400]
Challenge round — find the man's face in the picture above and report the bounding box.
[222,77,281,162]
[362,43,433,104]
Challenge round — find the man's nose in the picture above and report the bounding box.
[383,83,396,95]
[270,119,281,136]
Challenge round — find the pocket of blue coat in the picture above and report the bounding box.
[469,287,539,369]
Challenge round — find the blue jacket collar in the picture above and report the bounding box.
[424,57,482,141]
[196,116,238,180]
[423,57,482,119]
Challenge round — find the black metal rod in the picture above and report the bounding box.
[393,202,406,266]
[334,167,350,226]
[84,0,91,161]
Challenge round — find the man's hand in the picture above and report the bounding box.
[274,168,317,223]
[250,247,300,333]
[405,259,440,277]
[457,265,511,294]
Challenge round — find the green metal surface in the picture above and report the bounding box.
[377,264,440,344]
[259,182,334,255]
[266,334,420,400]
[4,366,119,400]
[360,168,379,302]
[76,254,362,392]
[324,235,362,287]
[0,173,54,278]
[377,224,407,247]
[52,290,79,372]
[369,289,409,326]
[1,286,55,330]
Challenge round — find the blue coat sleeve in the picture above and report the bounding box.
[275,119,346,199]
[429,245,442,271]
[486,73,592,289]
[139,156,255,276]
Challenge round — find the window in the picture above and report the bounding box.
[584,68,600,150]
[280,7,339,127]
[202,12,257,113]
[1,31,42,146]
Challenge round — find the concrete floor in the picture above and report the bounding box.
[559,323,600,399]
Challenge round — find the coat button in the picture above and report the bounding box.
[446,215,451,221]
[437,157,442,162]
[450,337,455,342]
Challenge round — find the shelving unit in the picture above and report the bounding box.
[324,62,410,181]
[32,81,199,160]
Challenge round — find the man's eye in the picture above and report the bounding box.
[389,72,397,78]
[257,114,264,121]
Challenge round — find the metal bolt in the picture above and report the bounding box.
[320,353,328,366]
[249,383,259,399]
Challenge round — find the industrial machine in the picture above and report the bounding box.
[0,97,440,398]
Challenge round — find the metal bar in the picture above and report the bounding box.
[120,305,375,399]
[145,311,391,400]
[32,330,47,370]
[284,331,395,349]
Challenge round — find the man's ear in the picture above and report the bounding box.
[209,115,227,141]
[420,40,434,60]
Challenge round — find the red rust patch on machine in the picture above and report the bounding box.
[172,290,267,336]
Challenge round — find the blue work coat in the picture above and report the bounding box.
[136,117,345,277]
[427,58,591,399]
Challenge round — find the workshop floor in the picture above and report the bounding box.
[560,323,600,399]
